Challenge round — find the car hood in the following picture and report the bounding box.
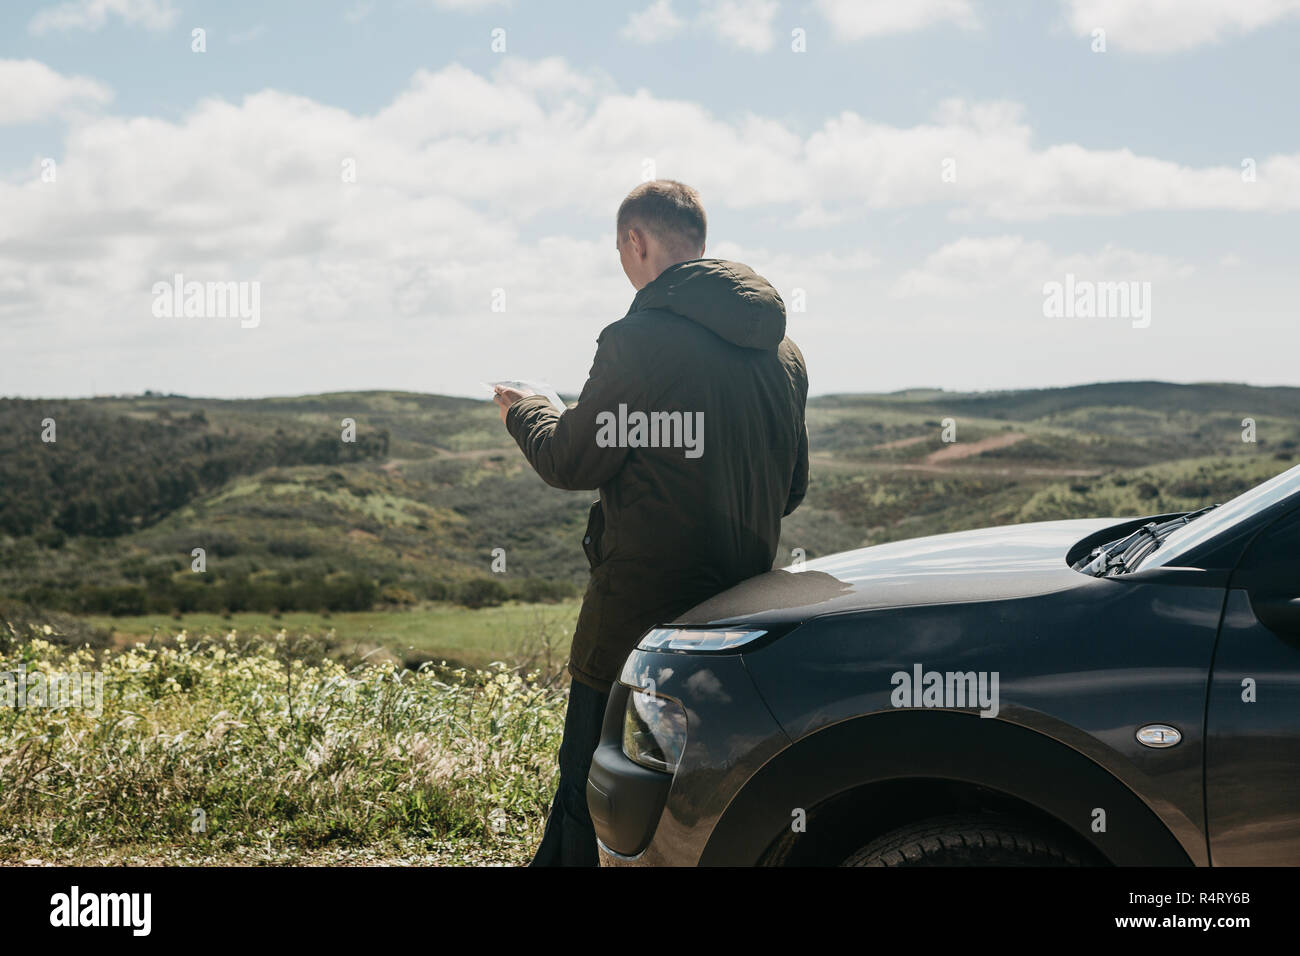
[670,517,1126,628]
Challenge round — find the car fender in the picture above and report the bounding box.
[701,709,1193,866]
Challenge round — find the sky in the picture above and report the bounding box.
[2,0,1299,400]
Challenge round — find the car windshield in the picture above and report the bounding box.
[1140,463,1300,569]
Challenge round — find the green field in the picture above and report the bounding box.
[84,601,580,673]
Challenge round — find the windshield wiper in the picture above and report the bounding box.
[1079,522,1158,576]
[1079,504,1220,577]
[1122,503,1220,571]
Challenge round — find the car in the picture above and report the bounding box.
[587,462,1300,866]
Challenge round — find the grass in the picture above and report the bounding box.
[0,629,567,866]
[85,601,581,672]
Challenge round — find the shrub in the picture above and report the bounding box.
[268,537,317,559]
[457,577,507,609]
[380,586,418,606]
[1169,480,1212,498]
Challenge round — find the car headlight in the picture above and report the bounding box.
[622,689,687,773]
[636,627,768,652]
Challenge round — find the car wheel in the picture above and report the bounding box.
[841,813,1087,866]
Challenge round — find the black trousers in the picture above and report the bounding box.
[530,679,611,867]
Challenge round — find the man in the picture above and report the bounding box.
[494,179,809,866]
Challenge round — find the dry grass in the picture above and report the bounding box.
[0,622,567,866]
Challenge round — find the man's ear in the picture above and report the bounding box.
[628,226,650,259]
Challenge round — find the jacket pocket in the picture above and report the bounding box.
[581,499,606,570]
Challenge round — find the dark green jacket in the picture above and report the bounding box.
[506,259,809,691]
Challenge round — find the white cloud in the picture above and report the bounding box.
[28,0,178,34]
[815,0,978,39]
[892,235,1191,299]
[622,0,686,43]
[0,59,113,125]
[801,98,1300,219]
[6,61,1295,251]
[1063,0,1300,53]
[701,0,780,51]
[4,57,1296,398]
[346,76,1300,223]
[630,0,975,50]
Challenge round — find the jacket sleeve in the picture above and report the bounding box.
[505,329,633,491]
[783,421,809,517]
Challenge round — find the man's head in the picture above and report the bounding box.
[616,179,707,290]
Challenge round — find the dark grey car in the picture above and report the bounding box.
[588,463,1300,866]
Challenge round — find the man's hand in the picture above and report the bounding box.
[494,385,535,424]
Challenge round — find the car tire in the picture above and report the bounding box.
[841,813,1087,867]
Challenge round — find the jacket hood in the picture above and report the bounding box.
[628,258,786,350]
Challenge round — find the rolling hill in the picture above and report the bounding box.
[1,381,1296,626]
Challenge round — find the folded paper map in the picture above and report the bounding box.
[482,380,567,412]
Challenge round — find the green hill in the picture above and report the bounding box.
[2,382,1297,623]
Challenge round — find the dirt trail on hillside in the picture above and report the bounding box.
[924,432,1027,464]
[380,448,511,473]
[810,429,1099,478]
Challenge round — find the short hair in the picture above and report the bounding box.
[616,180,707,255]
